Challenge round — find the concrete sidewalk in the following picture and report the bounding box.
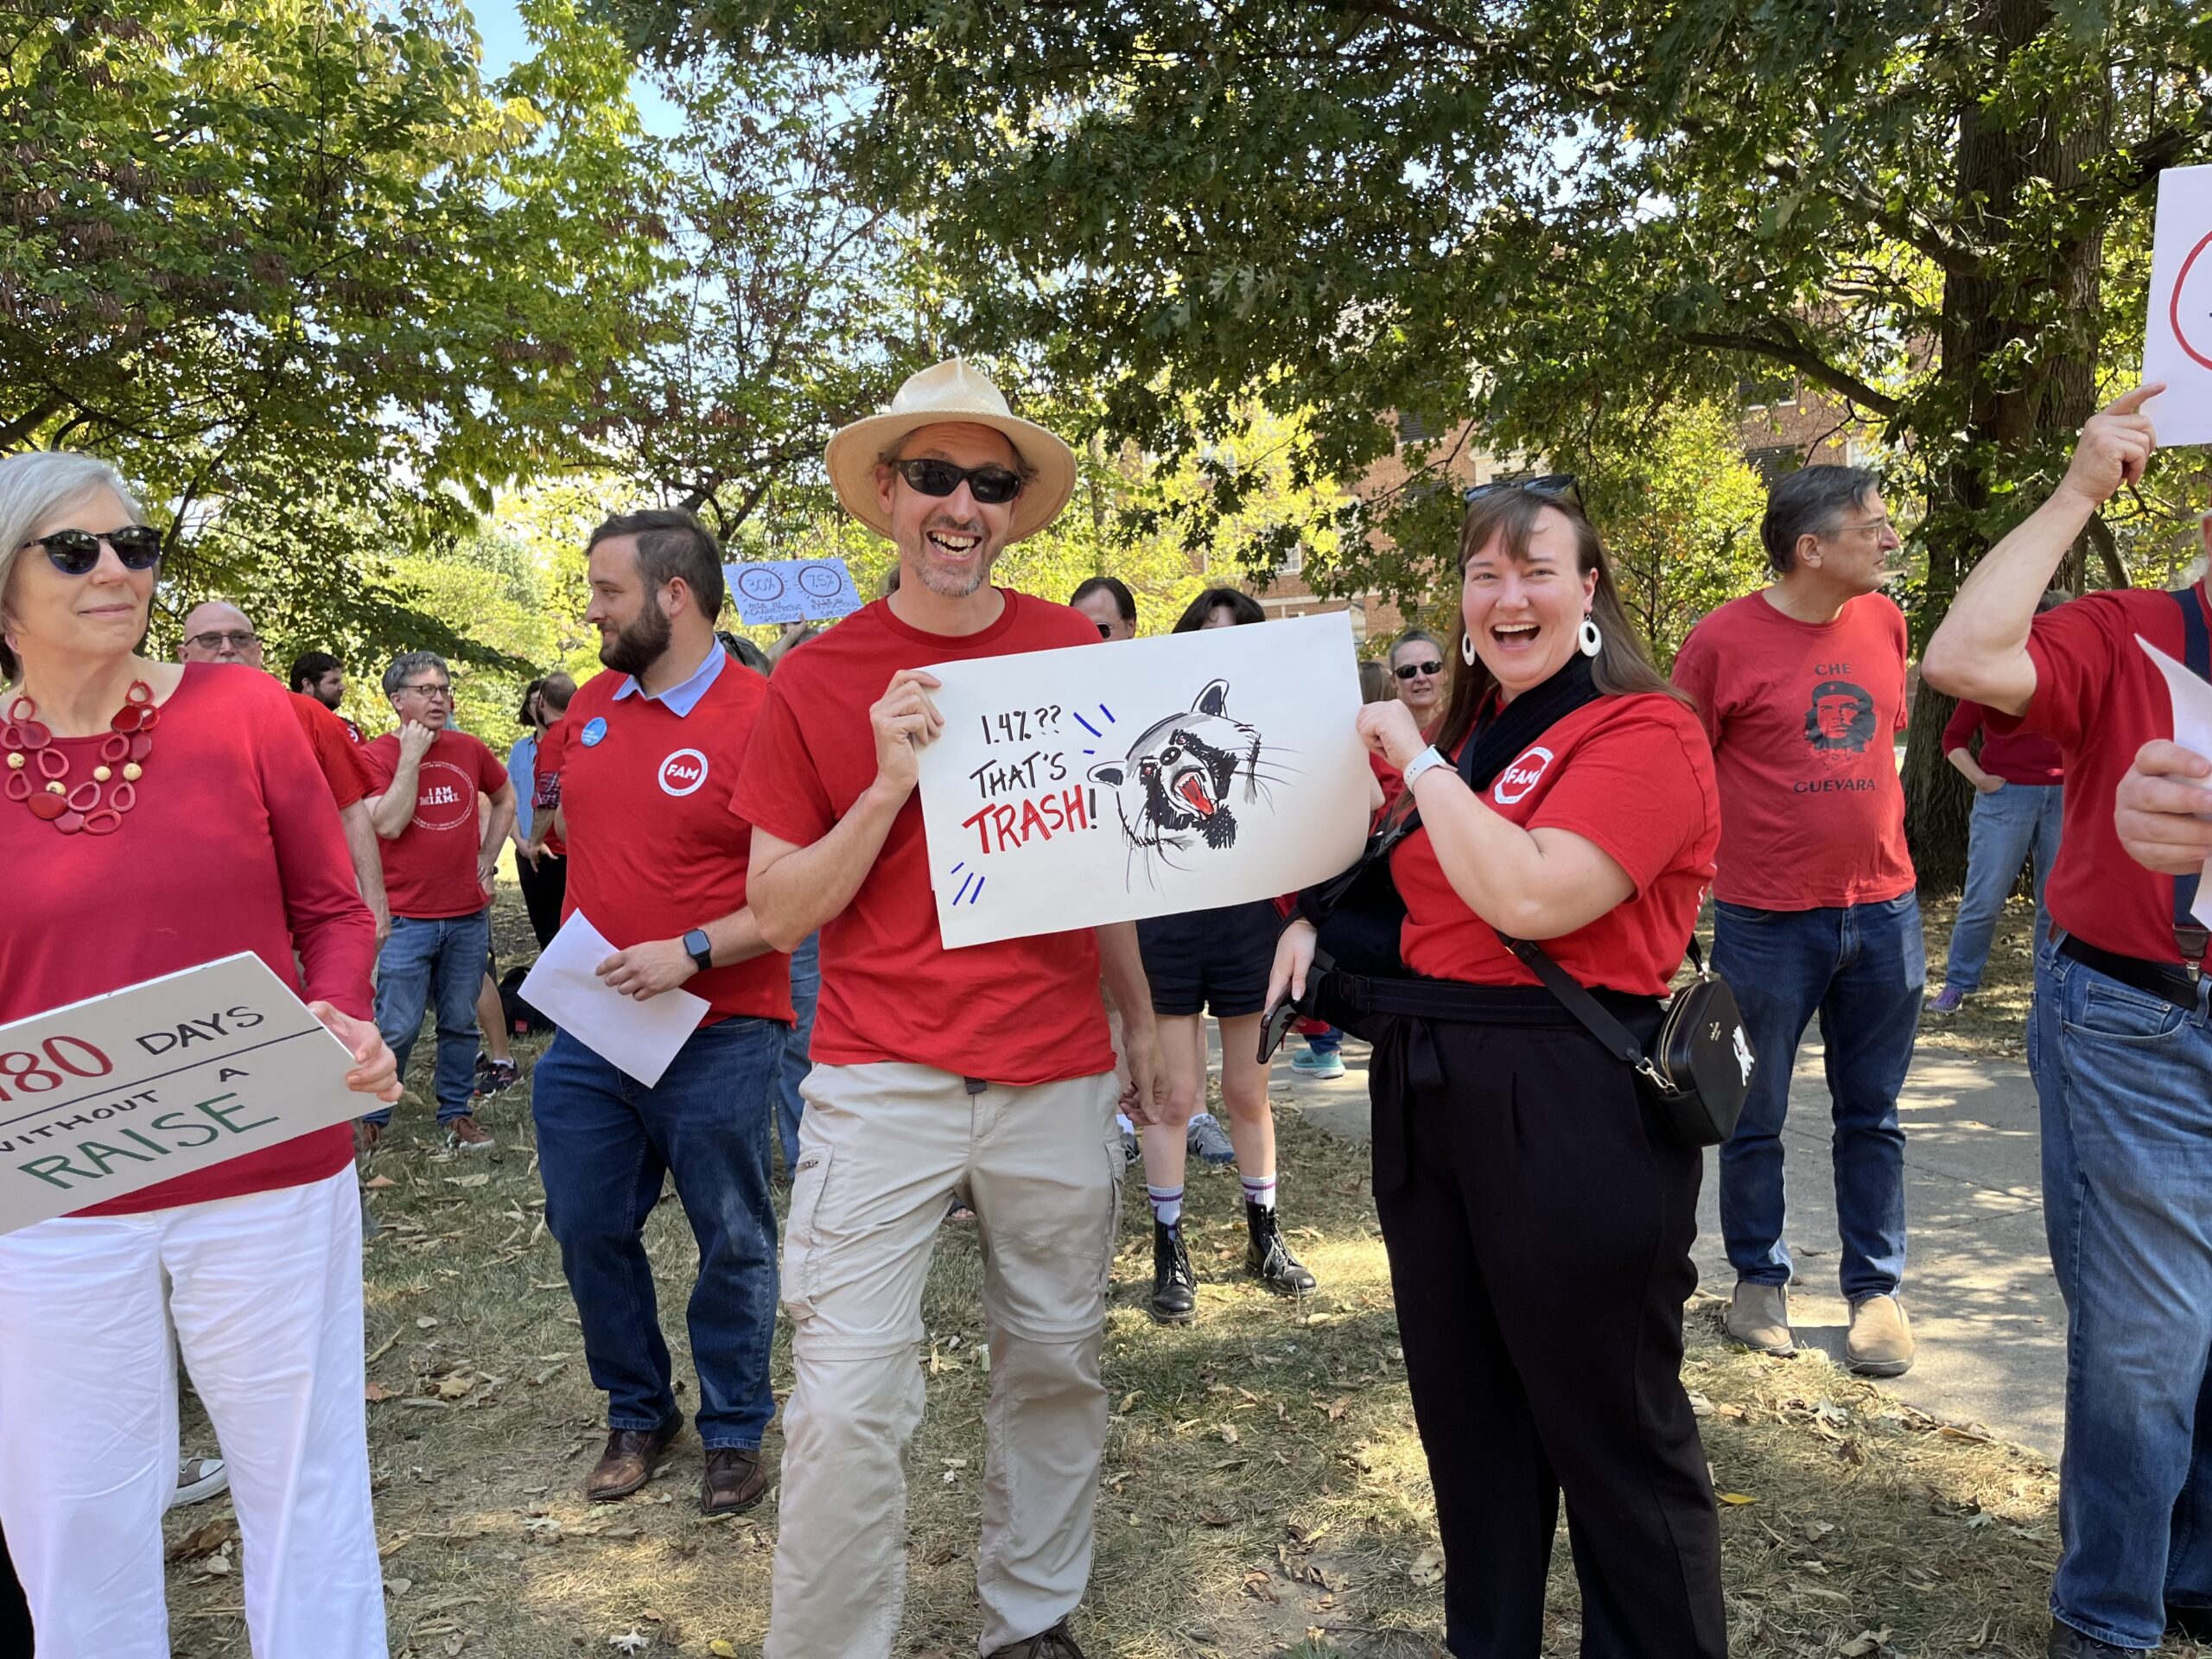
[1258,1029,2065,1457]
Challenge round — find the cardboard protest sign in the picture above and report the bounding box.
[0,953,358,1236]
[914,610,1370,948]
[723,558,865,626]
[2144,164,2212,446]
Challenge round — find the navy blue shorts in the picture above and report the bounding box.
[1136,899,1283,1020]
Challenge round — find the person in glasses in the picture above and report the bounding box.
[356,650,516,1153]
[0,450,399,1656]
[734,359,1166,1659]
[1070,573,1137,641]
[289,646,363,741]
[178,600,390,947]
[1389,628,1448,733]
[1670,466,1920,1380]
[1270,481,1725,1659]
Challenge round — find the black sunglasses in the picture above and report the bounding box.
[24,524,164,575]
[1392,659,1444,680]
[1463,472,1581,508]
[891,459,1025,505]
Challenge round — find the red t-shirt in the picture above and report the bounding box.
[730,592,1117,1084]
[1392,693,1720,996]
[0,666,375,1215]
[1670,590,1914,909]
[1996,581,2211,962]
[1940,697,2063,786]
[289,689,371,808]
[359,728,506,918]
[535,661,792,1027]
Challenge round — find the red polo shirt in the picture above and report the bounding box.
[1993,581,2212,963]
[730,592,1116,1084]
[536,654,791,1027]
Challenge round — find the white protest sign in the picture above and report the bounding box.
[2139,633,2212,929]
[2143,165,2212,447]
[0,953,359,1236]
[914,610,1370,948]
[723,558,865,626]
[518,910,708,1087]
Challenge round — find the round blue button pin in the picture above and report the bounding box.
[580,716,608,747]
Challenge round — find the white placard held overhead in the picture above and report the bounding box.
[2138,634,2212,930]
[723,558,866,626]
[913,610,1370,949]
[0,954,360,1236]
[2143,165,2212,447]
[518,911,709,1087]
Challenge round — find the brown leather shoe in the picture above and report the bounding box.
[585,1420,681,1503]
[986,1618,1086,1658]
[700,1446,770,1516]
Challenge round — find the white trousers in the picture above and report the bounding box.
[0,1168,384,1658]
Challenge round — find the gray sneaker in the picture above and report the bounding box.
[1185,1113,1235,1166]
[1725,1281,1796,1356]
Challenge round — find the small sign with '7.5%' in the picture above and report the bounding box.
[0,952,360,1236]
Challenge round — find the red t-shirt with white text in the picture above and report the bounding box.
[359,728,506,918]
[1670,590,1914,909]
[1391,693,1719,996]
[1995,581,2211,963]
[730,592,1116,1084]
[0,667,375,1215]
[536,663,791,1027]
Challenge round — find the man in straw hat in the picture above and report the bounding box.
[732,359,1166,1659]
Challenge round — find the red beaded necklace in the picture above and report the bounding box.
[2,678,158,836]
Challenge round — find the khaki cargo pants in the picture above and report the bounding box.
[766,1061,1122,1659]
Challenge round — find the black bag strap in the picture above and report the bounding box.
[2176,588,2210,975]
[1492,932,1648,1066]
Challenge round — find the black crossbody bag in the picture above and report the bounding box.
[1287,657,1755,1147]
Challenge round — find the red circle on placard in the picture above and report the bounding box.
[2171,228,2212,372]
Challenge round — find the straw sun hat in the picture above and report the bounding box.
[824,359,1077,544]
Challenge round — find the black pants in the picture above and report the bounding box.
[517,851,568,950]
[1,1521,30,1656]
[1370,990,1725,1659]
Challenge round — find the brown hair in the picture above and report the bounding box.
[1433,490,1686,758]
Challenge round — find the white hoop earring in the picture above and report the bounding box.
[1461,631,1478,666]
[1577,614,1603,658]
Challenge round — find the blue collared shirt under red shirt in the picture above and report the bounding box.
[535,651,792,1027]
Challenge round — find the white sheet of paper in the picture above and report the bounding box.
[2143,165,2212,447]
[913,610,1371,948]
[2137,633,2212,928]
[0,953,359,1236]
[518,911,708,1086]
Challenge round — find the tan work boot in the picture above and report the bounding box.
[1725,1282,1796,1357]
[1846,1294,1915,1377]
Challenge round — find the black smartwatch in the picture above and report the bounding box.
[682,928,713,973]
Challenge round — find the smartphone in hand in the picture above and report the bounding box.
[1257,998,1300,1065]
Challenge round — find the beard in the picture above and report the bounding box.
[910,512,997,600]
[599,601,672,678]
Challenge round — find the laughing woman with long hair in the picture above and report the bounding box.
[1271,485,1726,1657]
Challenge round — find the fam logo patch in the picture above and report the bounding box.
[1492,745,1555,806]
[658,748,709,798]
[580,716,608,748]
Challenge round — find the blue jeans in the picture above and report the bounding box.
[1713,894,1924,1300]
[366,910,492,1126]
[1304,1023,1343,1057]
[531,1017,782,1449]
[2033,943,2212,1649]
[1942,783,2063,993]
[776,933,820,1169]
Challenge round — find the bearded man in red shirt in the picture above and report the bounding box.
[733,360,1166,1659]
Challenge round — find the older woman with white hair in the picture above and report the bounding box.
[0,450,399,1656]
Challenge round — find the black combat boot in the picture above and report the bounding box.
[1149,1219,1197,1324]
[1244,1201,1317,1294]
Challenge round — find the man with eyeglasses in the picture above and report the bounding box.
[734,359,1166,1659]
[1069,575,1136,642]
[1672,465,1921,1381]
[177,601,389,947]
[357,650,515,1153]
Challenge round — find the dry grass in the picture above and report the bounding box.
[156,891,2190,1657]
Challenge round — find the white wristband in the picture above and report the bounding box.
[1400,744,1449,791]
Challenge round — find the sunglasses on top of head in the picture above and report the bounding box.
[1462,473,1582,508]
[1392,658,1445,680]
[890,458,1025,505]
[22,524,165,575]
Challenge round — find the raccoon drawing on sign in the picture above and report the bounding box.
[1087,678,1295,887]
